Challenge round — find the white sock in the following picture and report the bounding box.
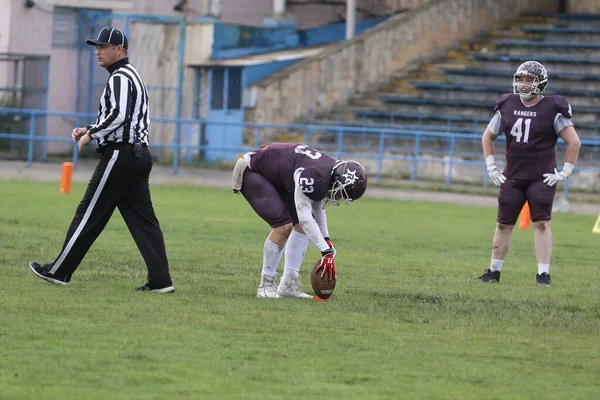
[490,259,504,272]
[262,238,284,277]
[283,230,309,278]
[538,263,550,275]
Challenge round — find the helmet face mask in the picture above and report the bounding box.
[326,180,351,206]
[513,61,548,100]
[325,160,367,206]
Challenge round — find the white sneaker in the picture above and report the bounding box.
[256,275,280,298]
[277,273,312,299]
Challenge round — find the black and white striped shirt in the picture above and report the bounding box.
[88,58,150,145]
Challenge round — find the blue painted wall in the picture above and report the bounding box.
[212,16,389,60]
[201,16,391,163]
[243,59,300,87]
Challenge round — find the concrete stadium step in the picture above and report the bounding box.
[390,62,465,81]
[490,30,528,39]
[469,53,600,74]
[440,69,600,92]
[521,13,600,27]
[352,101,494,119]
[380,86,503,103]
[381,86,600,108]
[337,13,600,142]
[398,82,600,109]
[493,40,600,58]
[359,96,600,123]
[347,109,600,137]
[522,25,600,42]
[351,109,489,122]
[314,118,484,134]
[337,104,600,135]
[350,110,488,130]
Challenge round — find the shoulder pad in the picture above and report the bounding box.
[552,95,572,119]
[493,93,515,113]
[298,167,329,201]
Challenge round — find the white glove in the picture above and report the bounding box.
[485,155,506,186]
[543,163,574,187]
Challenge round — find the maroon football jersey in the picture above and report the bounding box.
[494,94,572,179]
[248,143,337,201]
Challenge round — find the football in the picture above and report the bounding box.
[310,259,336,299]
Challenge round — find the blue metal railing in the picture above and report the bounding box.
[2,107,600,198]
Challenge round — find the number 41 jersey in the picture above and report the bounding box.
[494,93,572,180]
[248,143,337,201]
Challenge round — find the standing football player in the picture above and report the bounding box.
[478,61,581,286]
[232,143,368,298]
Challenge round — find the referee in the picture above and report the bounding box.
[29,27,175,293]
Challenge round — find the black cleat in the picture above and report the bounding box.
[29,262,70,286]
[536,273,551,286]
[478,268,501,283]
[135,283,175,293]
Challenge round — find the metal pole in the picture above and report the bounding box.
[12,59,18,105]
[273,0,286,15]
[376,130,384,182]
[346,0,356,40]
[27,113,36,166]
[210,0,221,17]
[87,15,97,116]
[173,17,186,174]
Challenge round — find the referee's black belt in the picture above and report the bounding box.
[101,141,148,149]
[100,142,148,149]
[97,141,147,154]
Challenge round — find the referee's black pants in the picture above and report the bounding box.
[48,142,173,287]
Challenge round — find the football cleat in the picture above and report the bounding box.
[277,272,312,299]
[536,273,551,287]
[478,268,501,283]
[256,274,280,298]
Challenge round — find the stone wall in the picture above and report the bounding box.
[567,0,600,13]
[245,0,559,140]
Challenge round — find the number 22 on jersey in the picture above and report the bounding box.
[510,118,531,143]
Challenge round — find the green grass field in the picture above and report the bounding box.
[1,179,599,399]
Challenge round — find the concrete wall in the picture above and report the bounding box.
[0,0,11,98]
[3,1,198,154]
[0,0,10,53]
[8,3,72,153]
[220,0,429,29]
[2,0,424,155]
[567,0,600,13]
[245,0,560,133]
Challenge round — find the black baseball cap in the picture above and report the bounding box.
[86,27,128,49]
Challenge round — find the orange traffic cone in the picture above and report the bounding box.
[60,162,73,194]
[518,201,531,230]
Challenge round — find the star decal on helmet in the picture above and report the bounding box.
[342,169,358,185]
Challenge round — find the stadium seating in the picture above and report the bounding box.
[312,13,600,138]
